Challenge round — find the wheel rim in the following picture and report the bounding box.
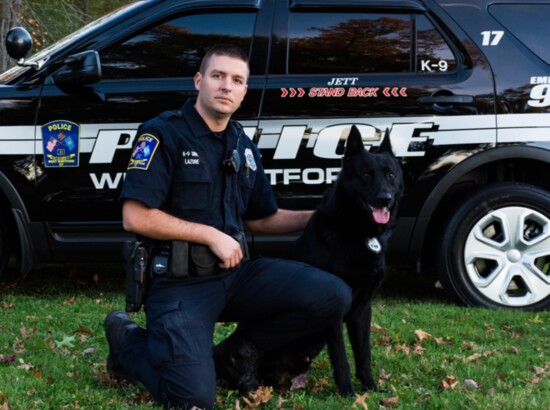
[463,206,550,307]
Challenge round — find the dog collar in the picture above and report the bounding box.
[366,237,381,253]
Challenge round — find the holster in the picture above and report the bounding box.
[149,231,249,279]
[123,240,149,312]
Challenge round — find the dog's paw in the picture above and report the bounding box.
[337,383,355,397]
[361,380,378,391]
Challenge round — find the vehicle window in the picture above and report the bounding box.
[100,13,256,79]
[288,12,456,74]
[489,4,550,65]
[288,13,411,74]
[416,15,456,73]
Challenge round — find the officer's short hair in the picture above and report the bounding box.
[199,44,249,76]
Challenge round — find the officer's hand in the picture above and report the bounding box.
[210,233,243,269]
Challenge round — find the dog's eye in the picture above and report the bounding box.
[362,171,373,179]
[387,171,395,180]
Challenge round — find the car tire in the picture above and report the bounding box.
[0,218,10,279]
[436,182,550,311]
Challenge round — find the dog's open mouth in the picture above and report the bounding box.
[370,205,390,224]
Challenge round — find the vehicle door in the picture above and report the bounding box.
[257,0,496,260]
[32,1,272,259]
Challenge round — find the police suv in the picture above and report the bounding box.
[2,0,550,311]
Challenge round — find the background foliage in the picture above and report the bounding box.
[1,0,134,71]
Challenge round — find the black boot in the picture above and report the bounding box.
[213,333,262,395]
[104,310,139,385]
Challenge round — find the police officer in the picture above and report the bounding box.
[104,44,352,409]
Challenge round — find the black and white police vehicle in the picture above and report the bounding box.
[2,0,550,311]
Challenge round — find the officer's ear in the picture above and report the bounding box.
[194,71,202,92]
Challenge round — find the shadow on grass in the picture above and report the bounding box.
[0,263,127,297]
[1,262,453,306]
[377,267,451,304]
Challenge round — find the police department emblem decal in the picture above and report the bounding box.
[128,134,160,170]
[42,120,80,167]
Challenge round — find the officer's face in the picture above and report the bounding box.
[194,54,248,121]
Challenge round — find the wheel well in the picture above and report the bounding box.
[421,157,550,272]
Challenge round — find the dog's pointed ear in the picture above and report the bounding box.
[344,125,364,158]
[378,128,394,155]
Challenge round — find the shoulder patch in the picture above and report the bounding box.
[244,148,257,171]
[127,134,160,170]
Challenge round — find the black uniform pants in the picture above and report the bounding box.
[118,257,352,409]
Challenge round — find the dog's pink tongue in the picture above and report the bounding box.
[373,208,390,224]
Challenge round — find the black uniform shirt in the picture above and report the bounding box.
[120,99,278,235]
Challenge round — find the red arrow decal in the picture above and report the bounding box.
[391,87,399,97]
[383,87,390,97]
[400,87,408,97]
[281,88,288,98]
[290,88,297,97]
[298,88,305,97]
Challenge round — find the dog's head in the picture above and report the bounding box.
[341,125,403,226]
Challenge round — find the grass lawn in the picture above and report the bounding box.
[0,264,548,409]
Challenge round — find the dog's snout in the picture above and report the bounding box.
[376,192,392,207]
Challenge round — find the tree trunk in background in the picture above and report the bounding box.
[1,0,23,71]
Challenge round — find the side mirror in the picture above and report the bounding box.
[53,50,102,87]
[6,27,33,61]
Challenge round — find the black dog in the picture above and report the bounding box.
[256,125,404,395]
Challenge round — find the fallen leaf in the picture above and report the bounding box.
[55,335,76,349]
[0,301,14,309]
[18,358,34,371]
[372,323,384,333]
[82,347,95,355]
[510,346,520,355]
[75,326,94,336]
[0,355,15,364]
[381,397,398,407]
[242,386,273,409]
[379,369,393,381]
[529,366,546,384]
[439,375,459,390]
[483,323,494,332]
[414,329,433,342]
[463,341,477,349]
[290,373,308,391]
[311,377,330,393]
[395,343,410,355]
[435,337,452,345]
[528,314,543,324]
[464,379,479,389]
[20,325,36,339]
[376,335,392,346]
[352,392,369,409]
[465,353,481,363]
[413,344,425,356]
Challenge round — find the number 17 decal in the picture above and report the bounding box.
[481,31,504,46]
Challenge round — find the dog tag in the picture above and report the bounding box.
[366,237,381,253]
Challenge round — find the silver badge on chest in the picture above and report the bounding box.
[366,237,381,253]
